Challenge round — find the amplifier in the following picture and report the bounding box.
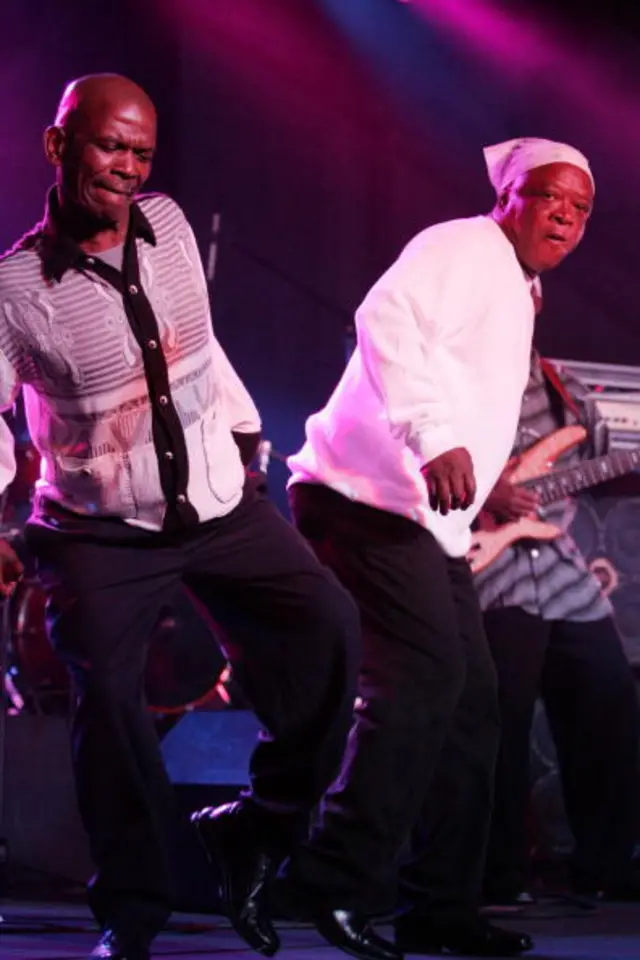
[552,357,640,446]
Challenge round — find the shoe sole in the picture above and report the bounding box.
[316,934,401,960]
[315,920,402,960]
[192,817,280,957]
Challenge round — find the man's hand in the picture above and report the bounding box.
[0,538,23,597]
[422,447,476,516]
[485,469,539,523]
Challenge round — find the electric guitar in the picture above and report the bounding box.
[467,424,640,575]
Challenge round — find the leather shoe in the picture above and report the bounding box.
[191,801,280,956]
[395,913,533,956]
[315,909,402,960]
[89,929,149,960]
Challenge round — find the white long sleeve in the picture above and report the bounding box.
[213,337,261,435]
[357,263,457,466]
[0,348,19,495]
[288,216,536,557]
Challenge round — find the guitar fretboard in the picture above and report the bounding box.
[522,449,640,506]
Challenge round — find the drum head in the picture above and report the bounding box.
[144,589,228,713]
[7,578,70,714]
[5,580,228,715]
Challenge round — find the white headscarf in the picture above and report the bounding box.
[483,137,594,195]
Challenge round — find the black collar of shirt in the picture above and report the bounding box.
[32,186,156,284]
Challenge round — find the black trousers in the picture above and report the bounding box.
[25,484,360,947]
[287,483,500,917]
[483,607,640,895]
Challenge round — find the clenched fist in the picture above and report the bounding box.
[421,447,476,516]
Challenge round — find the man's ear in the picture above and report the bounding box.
[497,188,510,209]
[43,125,66,167]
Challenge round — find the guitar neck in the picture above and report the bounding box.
[523,448,640,505]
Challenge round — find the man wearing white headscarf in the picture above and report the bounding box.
[485,137,593,196]
[201,139,594,960]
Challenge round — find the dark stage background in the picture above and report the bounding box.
[2,0,640,899]
[2,0,640,512]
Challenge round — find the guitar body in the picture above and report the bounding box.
[468,424,587,575]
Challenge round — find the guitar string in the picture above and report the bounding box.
[518,448,640,506]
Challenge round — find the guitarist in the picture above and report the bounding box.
[477,349,640,904]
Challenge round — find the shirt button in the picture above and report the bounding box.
[530,548,540,559]
[176,493,187,504]
[164,451,174,461]
[86,257,95,266]
[128,283,139,295]
[158,395,169,406]
[147,339,158,350]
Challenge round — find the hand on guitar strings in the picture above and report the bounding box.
[484,468,539,523]
[422,447,476,516]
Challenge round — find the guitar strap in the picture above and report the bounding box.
[540,357,584,425]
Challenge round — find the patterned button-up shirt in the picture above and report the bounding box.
[0,190,260,533]
[474,352,612,622]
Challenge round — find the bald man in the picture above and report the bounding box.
[49,74,158,236]
[0,75,360,960]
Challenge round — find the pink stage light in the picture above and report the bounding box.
[408,0,640,166]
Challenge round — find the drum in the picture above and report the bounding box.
[4,579,230,715]
[5,578,69,714]
[1,443,41,525]
[144,590,231,714]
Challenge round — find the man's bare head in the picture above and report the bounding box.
[54,74,156,132]
[45,74,157,235]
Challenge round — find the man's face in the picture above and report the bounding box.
[497,162,594,274]
[47,98,156,226]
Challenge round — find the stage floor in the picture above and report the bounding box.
[3,899,640,958]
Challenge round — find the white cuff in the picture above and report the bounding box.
[410,425,458,467]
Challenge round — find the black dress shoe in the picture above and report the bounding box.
[395,913,533,957]
[191,802,280,957]
[315,909,402,960]
[89,929,150,960]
